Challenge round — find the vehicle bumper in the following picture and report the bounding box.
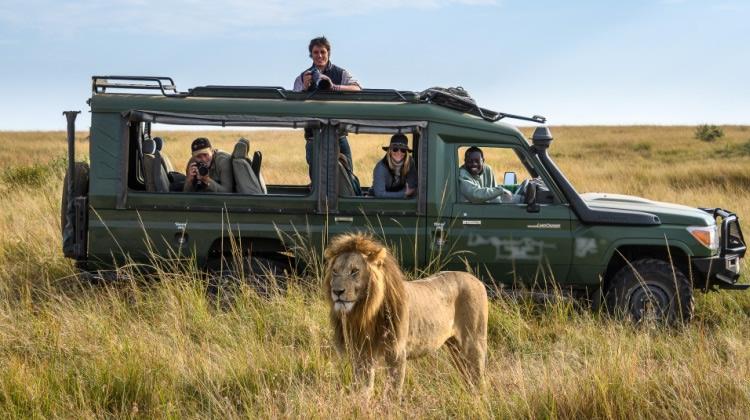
[693,255,746,290]
[696,208,747,290]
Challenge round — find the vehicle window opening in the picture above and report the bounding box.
[336,124,422,200]
[125,118,322,196]
[457,145,536,205]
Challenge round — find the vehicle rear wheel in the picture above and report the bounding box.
[605,258,693,324]
[210,255,289,297]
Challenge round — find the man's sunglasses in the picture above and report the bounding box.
[390,147,409,153]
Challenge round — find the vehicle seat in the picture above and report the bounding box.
[142,139,170,192]
[152,136,175,172]
[337,153,360,197]
[251,150,267,193]
[231,138,265,194]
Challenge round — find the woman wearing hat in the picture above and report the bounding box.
[371,134,417,198]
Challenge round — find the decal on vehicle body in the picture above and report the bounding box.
[527,223,561,229]
[575,237,598,258]
[468,233,555,260]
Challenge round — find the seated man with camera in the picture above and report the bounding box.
[292,36,361,92]
[183,137,234,193]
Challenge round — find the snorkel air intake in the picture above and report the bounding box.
[531,126,660,226]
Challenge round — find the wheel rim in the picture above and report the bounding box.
[627,282,672,322]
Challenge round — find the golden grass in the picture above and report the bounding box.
[0,125,749,417]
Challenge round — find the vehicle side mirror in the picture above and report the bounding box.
[525,181,540,213]
[503,171,517,185]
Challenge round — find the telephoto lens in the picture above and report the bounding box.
[317,77,332,90]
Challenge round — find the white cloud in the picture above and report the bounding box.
[0,0,497,37]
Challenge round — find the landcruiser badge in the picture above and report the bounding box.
[527,223,561,229]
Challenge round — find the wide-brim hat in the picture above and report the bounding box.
[382,133,412,152]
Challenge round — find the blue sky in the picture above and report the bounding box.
[1,0,748,130]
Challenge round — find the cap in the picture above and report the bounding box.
[191,137,212,157]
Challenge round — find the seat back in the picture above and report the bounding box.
[231,138,265,194]
[251,150,267,194]
[142,139,170,192]
[153,136,175,172]
[337,153,360,197]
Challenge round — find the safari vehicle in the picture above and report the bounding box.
[62,76,747,322]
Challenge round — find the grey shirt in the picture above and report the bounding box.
[458,164,513,203]
[183,150,234,193]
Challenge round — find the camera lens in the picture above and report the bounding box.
[317,78,332,90]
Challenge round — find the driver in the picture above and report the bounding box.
[458,146,514,203]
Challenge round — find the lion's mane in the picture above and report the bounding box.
[324,233,406,357]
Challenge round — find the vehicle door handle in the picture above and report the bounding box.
[432,222,447,249]
[334,216,353,223]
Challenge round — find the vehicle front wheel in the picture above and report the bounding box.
[605,258,693,324]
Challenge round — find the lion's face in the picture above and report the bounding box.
[327,251,374,313]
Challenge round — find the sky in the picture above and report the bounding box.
[1,0,748,130]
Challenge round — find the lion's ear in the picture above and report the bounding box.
[367,247,387,266]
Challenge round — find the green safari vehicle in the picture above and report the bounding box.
[61,76,746,322]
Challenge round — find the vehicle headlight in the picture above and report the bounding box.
[687,225,719,252]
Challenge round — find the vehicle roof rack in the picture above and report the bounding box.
[91,75,545,123]
[419,87,546,124]
[92,75,185,96]
[187,85,421,102]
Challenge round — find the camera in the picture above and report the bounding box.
[196,161,209,176]
[193,161,210,189]
[309,67,332,91]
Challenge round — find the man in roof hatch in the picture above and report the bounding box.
[459,146,514,203]
[294,36,360,183]
[183,137,234,193]
[293,36,361,92]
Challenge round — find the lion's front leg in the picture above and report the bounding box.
[385,350,407,397]
[353,357,376,397]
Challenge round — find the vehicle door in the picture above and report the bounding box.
[443,142,574,287]
[89,117,327,269]
[327,122,427,273]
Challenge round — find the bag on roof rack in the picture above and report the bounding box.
[420,86,479,114]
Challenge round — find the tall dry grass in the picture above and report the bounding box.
[0,126,749,418]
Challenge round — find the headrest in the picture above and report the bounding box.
[142,139,156,155]
[153,136,164,151]
[232,138,250,159]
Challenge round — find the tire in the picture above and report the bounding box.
[211,255,289,297]
[605,258,694,324]
[61,161,89,236]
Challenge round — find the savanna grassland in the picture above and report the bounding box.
[0,126,749,418]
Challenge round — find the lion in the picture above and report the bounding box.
[324,232,488,395]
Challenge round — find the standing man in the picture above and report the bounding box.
[294,36,360,183]
[459,146,514,203]
[293,36,361,92]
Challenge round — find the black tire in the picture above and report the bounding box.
[605,258,694,324]
[211,255,288,297]
[61,161,89,236]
